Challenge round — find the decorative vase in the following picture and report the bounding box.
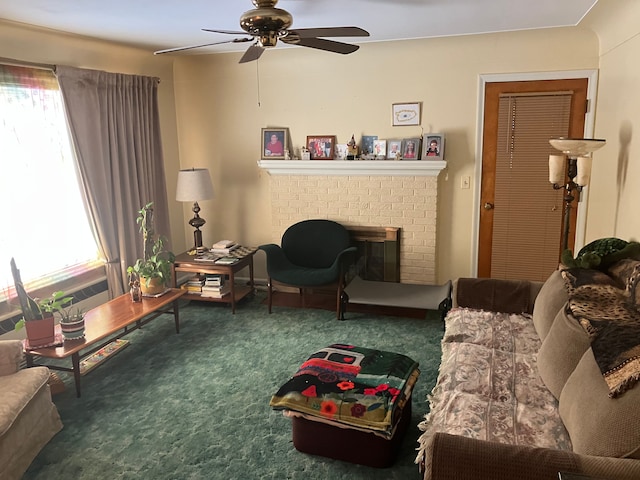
[60,317,85,340]
[140,276,166,296]
[24,315,56,347]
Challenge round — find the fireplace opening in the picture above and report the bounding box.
[346,226,400,283]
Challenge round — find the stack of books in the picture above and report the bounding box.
[211,240,240,255]
[214,256,239,265]
[183,275,205,294]
[201,274,231,298]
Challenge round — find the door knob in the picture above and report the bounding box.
[484,202,494,210]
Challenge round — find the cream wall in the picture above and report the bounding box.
[0,19,185,253]
[581,0,640,243]
[172,27,599,283]
[1,18,612,284]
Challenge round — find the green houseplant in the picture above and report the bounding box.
[126,202,175,296]
[58,304,86,340]
[11,257,74,346]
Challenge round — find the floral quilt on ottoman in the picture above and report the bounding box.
[270,343,420,439]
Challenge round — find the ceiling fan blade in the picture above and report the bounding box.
[154,38,252,55]
[282,37,360,55]
[289,27,369,39]
[239,44,265,63]
[202,28,249,35]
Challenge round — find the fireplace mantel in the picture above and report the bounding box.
[257,159,446,176]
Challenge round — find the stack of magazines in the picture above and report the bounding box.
[211,240,240,255]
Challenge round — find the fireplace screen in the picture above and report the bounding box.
[347,227,400,283]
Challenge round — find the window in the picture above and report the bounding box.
[0,64,100,295]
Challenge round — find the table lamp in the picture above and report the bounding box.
[176,168,214,251]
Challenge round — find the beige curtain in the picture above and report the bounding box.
[56,66,170,298]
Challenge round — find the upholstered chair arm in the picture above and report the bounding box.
[422,432,640,480]
[0,340,24,377]
[259,244,297,274]
[334,246,358,272]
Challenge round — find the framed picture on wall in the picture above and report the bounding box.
[422,134,445,160]
[402,138,421,160]
[306,135,336,160]
[392,102,421,126]
[261,128,289,160]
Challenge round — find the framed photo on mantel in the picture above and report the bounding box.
[261,127,289,160]
[306,135,336,160]
[422,134,445,160]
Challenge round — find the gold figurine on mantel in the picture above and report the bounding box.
[346,134,358,160]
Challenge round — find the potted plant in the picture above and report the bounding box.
[126,202,175,296]
[11,257,74,346]
[59,305,86,340]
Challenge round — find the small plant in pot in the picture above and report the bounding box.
[58,305,86,341]
[11,257,73,347]
[126,202,175,296]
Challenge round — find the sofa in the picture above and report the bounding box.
[0,340,63,480]
[416,266,640,480]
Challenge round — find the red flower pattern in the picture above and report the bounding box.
[350,403,366,418]
[320,400,338,417]
[337,381,354,391]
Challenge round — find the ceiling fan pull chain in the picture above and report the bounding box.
[256,59,261,107]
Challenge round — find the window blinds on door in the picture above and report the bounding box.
[490,93,571,282]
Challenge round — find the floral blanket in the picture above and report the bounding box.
[416,307,572,468]
[270,344,419,438]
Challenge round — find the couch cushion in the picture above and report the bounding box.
[559,348,640,458]
[537,308,591,399]
[532,270,568,340]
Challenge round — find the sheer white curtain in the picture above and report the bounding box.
[0,64,99,293]
[56,66,170,298]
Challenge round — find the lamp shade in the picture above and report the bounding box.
[576,156,592,187]
[176,168,214,202]
[548,154,566,184]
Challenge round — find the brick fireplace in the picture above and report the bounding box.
[258,160,445,284]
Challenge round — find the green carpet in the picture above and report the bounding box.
[25,292,443,480]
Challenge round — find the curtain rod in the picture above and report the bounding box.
[0,56,55,71]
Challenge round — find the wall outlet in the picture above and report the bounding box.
[461,175,471,189]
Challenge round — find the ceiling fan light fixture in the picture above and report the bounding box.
[258,32,279,47]
[240,6,293,38]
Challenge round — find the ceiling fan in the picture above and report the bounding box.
[154,0,370,63]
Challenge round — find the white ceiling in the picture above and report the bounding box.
[0,0,598,56]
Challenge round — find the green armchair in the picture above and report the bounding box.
[259,219,357,320]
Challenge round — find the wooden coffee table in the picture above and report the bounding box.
[24,288,185,398]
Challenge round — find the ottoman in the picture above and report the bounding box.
[270,343,420,468]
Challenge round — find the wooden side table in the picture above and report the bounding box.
[172,248,256,313]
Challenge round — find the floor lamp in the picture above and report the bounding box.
[176,168,214,251]
[548,138,606,251]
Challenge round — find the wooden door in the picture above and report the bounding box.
[478,79,588,280]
